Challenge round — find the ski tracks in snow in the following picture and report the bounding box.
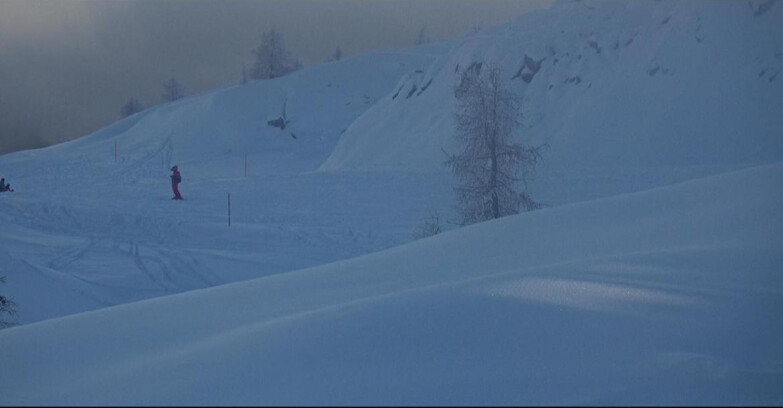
[48,238,94,270]
[128,240,217,292]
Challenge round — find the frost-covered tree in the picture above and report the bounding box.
[446,63,544,226]
[161,77,186,102]
[250,29,298,80]
[0,276,18,329]
[120,96,145,117]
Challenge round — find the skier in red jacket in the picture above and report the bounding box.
[170,165,183,200]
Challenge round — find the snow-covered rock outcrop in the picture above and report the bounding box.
[321,0,783,171]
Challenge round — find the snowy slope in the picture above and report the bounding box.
[320,0,783,175]
[1,162,781,405]
[0,1,782,404]
[0,47,451,324]
[1,47,442,180]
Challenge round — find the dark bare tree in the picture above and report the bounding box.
[161,77,186,102]
[120,96,145,117]
[446,63,544,226]
[240,65,249,84]
[0,276,18,329]
[413,209,443,240]
[250,29,298,80]
[328,46,343,62]
[415,25,431,45]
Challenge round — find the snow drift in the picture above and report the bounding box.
[1,162,781,405]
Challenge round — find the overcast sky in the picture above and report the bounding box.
[0,0,549,154]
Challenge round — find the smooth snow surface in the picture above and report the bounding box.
[1,162,782,405]
[1,0,782,405]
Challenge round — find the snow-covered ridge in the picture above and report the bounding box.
[2,0,780,181]
[320,0,783,171]
[0,48,441,182]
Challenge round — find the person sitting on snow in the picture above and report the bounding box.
[0,178,13,192]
